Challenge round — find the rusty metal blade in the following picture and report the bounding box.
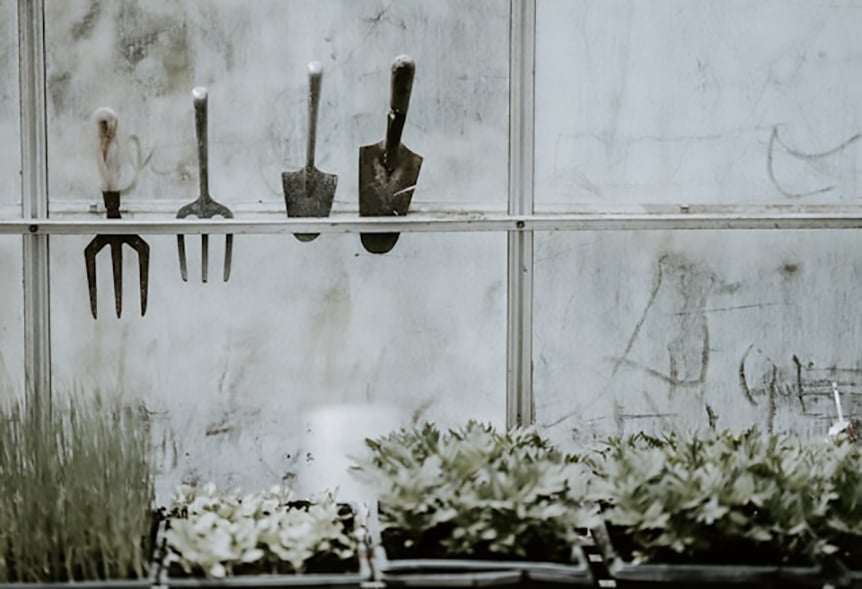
[358,142,423,254]
[283,167,338,242]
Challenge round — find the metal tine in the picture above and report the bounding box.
[131,235,150,315]
[85,235,104,319]
[224,234,233,281]
[202,234,208,283]
[176,87,234,283]
[110,241,123,318]
[177,235,188,281]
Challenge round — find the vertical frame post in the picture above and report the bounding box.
[19,0,51,411]
[507,0,536,427]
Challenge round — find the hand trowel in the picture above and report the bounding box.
[283,61,338,242]
[358,55,423,254]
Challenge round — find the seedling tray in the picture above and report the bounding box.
[380,548,594,588]
[161,572,368,589]
[846,568,862,588]
[592,523,820,588]
[160,498,365,589]
[0,576,155,589]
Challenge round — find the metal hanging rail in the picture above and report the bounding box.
[5,210,862,234]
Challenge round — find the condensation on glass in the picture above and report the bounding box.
[535,0,862,208]
[533,230,862,444]
[42,1,510,498]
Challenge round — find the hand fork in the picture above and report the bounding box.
[85,191,150,319]
[176,87,234,282]
[85,107,149,319]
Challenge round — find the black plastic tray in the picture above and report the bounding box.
[592,523,821,588]
[161,572,368,589]
[846,567,862,588]
[380,548,594,588]
[0,576,155,589]
[159,502,365,589]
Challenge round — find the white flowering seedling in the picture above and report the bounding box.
[165,485,358,578]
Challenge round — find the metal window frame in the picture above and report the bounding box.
[7,208,862,234]
[19,0,51,412]
[15,0,862,426]
[507,0,535,428]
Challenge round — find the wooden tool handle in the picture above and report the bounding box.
[389,55,415,116]
[94,106,120,192]
[193,87,210,200]
[102,191,121,219]
[384,55,415,164]
[306,61,323,168]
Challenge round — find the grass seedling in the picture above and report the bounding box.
[0,395,155,582]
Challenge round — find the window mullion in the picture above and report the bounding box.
[19,0,51,411]
[507,0,536,427]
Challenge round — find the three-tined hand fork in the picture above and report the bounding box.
[176,87,234,283]
[85,108,150,319]
[85,192,150,319]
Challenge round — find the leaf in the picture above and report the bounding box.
[697,497,728,526]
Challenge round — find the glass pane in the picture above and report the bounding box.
[0,2,23,400]
[50,233,506,498]
[0,0,20,213]
[45,0,509,213]
[0,237,24,398]
[534,230,862,444]
[535,0,862,207]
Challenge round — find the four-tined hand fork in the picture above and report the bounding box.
[85,108,150,319]
[176,87,234,283]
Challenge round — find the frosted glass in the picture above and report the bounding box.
[536,0,862,207]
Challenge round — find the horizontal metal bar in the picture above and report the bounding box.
[4,211,862,235]
[45,198,508,216]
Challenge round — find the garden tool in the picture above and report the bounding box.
[85,108,149,319]
[176,87,234,282]
[358,55,423,254]
[282,61,338,242]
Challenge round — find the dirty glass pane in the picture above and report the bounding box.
[534,230,862,445]
[45,0,509,213]
[44,0,509,501]
[49,233,506,499]
[0,237,24,400]
[535,0,862,207]
[0,0,20,213]
[0,2,23,400]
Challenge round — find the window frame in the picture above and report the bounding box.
[11,0,862,426]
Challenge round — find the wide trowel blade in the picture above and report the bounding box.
[282,166,338,242]
[358,142,423,254]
